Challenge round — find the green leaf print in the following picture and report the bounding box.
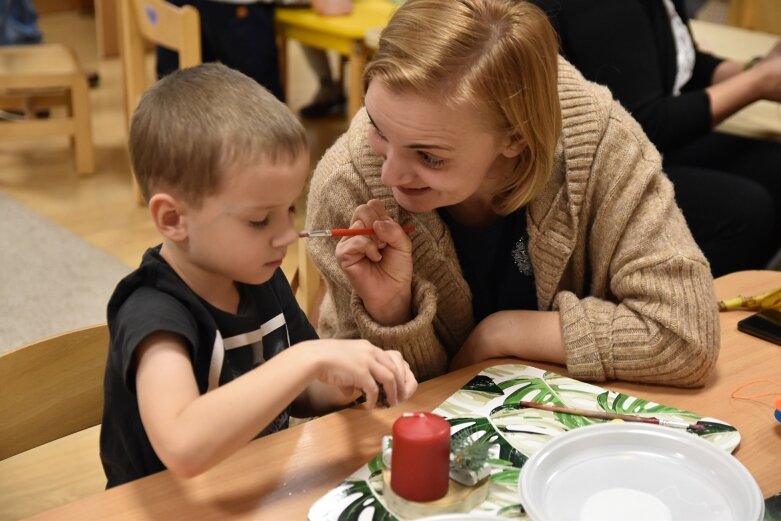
[462,374,505,395]
[497,503,526,518]
[597,391,699,417]
[500,378,593,430]
[691,420,738,436]
[449,417,529,468]
[336,480,397,521]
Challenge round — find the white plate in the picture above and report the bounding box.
[519,423,763,521]
[417,513,511,521]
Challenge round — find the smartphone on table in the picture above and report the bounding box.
[737,309,781,346]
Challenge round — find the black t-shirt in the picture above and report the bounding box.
[100,247,317,488]
[438,208,537,323]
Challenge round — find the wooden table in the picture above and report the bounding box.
[275,0,397,119]
[691,19,781,141]
[29,270,781,520]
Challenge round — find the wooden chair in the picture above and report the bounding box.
[0,44,95,175]
[117,0,201,201]
[0,324,109,519]
[290,239,326,326]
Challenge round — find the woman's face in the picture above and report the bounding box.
[364,81,523,214]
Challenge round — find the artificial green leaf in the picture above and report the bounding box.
[491,468,520,485]
[368,452,386,474]
[449,417,529,468]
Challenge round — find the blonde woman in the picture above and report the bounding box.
[305,0,719,386]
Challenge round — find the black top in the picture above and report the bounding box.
[100,246,317,488]
[530,0,722,152]
[438,208,537,323]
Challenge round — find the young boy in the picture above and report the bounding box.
[99,63,417,488]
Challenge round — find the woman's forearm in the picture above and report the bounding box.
[706,63,765,125]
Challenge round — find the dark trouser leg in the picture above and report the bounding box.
[664,132,781,272]
[665,166,775,276]
[196,1,283,101]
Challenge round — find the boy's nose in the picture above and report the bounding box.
[272,225,299,249]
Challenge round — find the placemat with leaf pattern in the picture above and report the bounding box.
[308,364,739,520]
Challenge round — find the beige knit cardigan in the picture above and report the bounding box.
[305,59,719,387]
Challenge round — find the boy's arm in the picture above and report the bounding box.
[135,331,316,478]
[135,332,417,478]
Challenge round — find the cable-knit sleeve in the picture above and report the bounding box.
[555,106,719,387]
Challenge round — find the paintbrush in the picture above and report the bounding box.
[298,226,415,238]
[518,400,705,431]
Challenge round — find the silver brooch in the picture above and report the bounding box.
[512,236,533,276]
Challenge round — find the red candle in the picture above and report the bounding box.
[390,412,451,502]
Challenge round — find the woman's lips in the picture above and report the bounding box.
[396,186,430,196]
[265,259,283,267]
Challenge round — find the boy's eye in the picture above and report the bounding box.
[249,218,268,228]
[419,151,444,168]
[288,205,297,214]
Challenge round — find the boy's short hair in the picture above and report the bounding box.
[129,63,308,206]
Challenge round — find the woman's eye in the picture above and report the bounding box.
[249,219,268,228]
[288,205,297,215]
[419,151,444,168]
[370,125,387,141]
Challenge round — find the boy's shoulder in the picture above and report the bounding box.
[108,246,204,329]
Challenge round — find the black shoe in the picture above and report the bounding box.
[300,94,346,119]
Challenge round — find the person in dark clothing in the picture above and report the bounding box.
[531,0,781,275]
[100,63,417,488]
[156,0,284,100]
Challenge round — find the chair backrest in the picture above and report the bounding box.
[0,324,109,460]
[117,0,201,124]
[290,241,325,327]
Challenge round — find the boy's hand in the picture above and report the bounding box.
[310,339,417,408]
[335,199,413,326]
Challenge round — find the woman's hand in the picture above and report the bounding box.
[335,199,413,326]
[450,310,566,370]
[755,40,781,102]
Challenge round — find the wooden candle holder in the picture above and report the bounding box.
[382,470,490,519]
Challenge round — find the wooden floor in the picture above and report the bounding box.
[0,9,349,276]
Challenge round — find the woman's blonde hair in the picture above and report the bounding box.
[129,63,307,206]
[365,0,561,214]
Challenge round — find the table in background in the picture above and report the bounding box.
[691,19,781,141]
[29,270,781,520]
[275,0,397,118]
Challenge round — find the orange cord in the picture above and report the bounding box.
[730,379,781,409]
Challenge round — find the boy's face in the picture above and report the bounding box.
[182,154,309,286]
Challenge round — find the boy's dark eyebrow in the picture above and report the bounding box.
[365,108,453,152]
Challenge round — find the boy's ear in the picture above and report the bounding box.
[501,132,527,159]
[148,193,188,242]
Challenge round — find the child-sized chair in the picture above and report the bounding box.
[0,44,95,175]
[117,0,201,201]
[0,324,109,519]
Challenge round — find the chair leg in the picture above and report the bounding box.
[70,73,95,175]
